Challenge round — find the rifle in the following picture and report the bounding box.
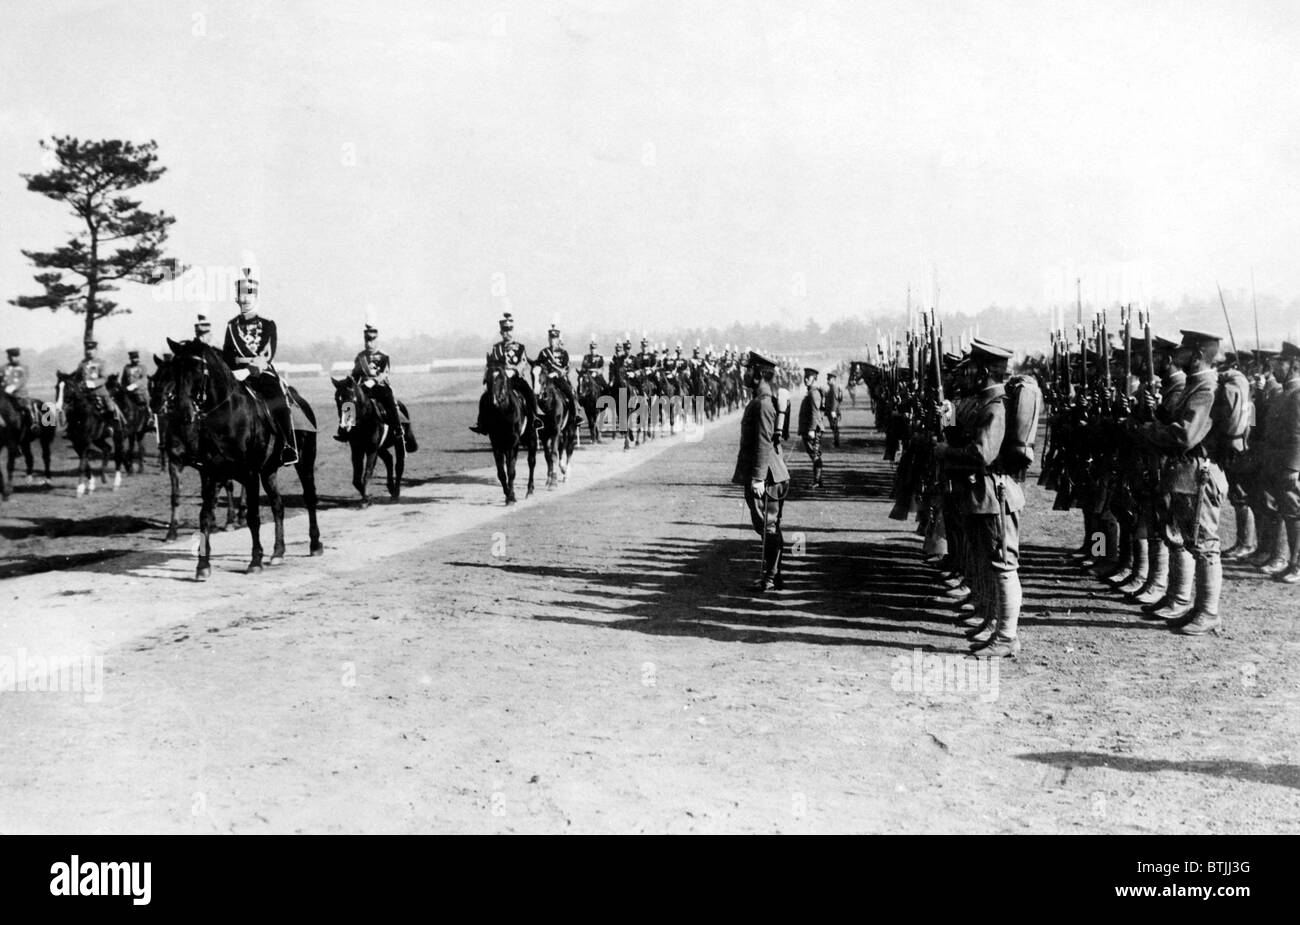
[1216,282,1240,359]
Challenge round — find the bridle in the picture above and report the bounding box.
[177,352,235,422]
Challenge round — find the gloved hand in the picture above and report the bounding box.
[750,479,765,497]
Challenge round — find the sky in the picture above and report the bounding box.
[3,0,1299,354]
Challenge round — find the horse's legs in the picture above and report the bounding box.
[166,460,182,542]
[264,469,286,565]
[387,442,403,499]
[525,430,537,497]
[295,433,323,556]
[244,474,264,573]
[196,474,217,580]
[543,430,557,489]
[494,447,513,503]
[352,441,370,506]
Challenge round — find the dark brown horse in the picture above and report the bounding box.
[483,364,536,503]
[55,372,124,495]
[332,376,405,506]
[164,338,322,579]
[149,354,243,541]
[109,373,154,474]
[576,369,609,444]
[534,370,576,488]
[2,390,55,488]
[0,391,20,500]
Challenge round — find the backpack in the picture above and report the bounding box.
[1209,368,1251,458]
[999,374,1042,477]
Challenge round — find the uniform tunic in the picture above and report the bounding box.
[733,379,790,539]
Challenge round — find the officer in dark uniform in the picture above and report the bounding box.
[3,347,34,422]
[732,351,792,592]
[935,338,1024,658]
[221,266,298,466]
[1265,341,1300,583]
[824,372,844,446]
[193,314,214,346]
[797,366,826,488]
[470,312,537,433]
[74,339,127,428]
[120,350,149,410]
[580,337,607,392]
[341,323,417,452]
[534,322,576,412]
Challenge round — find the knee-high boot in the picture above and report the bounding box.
[1115,532,1149,594]
[1261,516,1291,574]
[1130,538,1169,604]
[1145,547,1194,620]
[973,570,1021,657]
[1173,553,1223,634]
[1223,504,1255,558]
[1247,512,1278,567]
[1276,520,1300,584]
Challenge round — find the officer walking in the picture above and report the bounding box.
[732,351,791,592]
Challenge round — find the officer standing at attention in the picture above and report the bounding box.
[797,366,826,488]
[732,351,791,592]
[935,338,1024,659]
[824,371,844,447]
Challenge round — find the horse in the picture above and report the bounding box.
[576,369,609,444]
[610,361,640,451]
[108,373,154,474]
[0,391,21,501]
[483,363,536,503]
[54,372,124,495]
[149,354,244,541]
[332,375,405,506]
[164,338,322,579]
[534,369,576,489]
[2,390,56,487]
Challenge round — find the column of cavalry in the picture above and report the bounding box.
[864,299,1299,661]
[0,271,797,578]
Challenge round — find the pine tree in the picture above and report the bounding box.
[9,136,180,344]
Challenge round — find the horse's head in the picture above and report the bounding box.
[332,376,363,427]
[164,338,232,432]
[148,355,172,415]
[488,363,512,408]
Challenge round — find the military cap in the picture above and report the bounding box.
[747,350,777,370]
[548,320,561,336]
[1252,345,1278,360]
[969,337,1013,361]
[364,323,379,336]
[1281,341,1300,361]
[943,350,964,367]
[128,349,140,358]
[589,333,598,346]
[499,312,515,331]
[5,347,19,357]
[826,372,837,380]
[195,313,212,333]
[803,367,819,378]
[1179,329,1223,348]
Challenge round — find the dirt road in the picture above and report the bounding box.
[1,400,1296,833]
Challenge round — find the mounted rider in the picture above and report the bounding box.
[534,321,577,418]
[3,347,36,424]
[193,313,214,346]
[580,335,608,393]
[73,339,127,428]
[470,312,538,434]
[221,265,298,466]
[119,349,150,410]
[340,321,417,452]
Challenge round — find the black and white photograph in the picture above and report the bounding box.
[0,0,1296,868]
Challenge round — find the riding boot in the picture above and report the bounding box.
[771,535,786,590]
[972,570,1021,658]
[469,391,491,434]
[1275,520,1300,584]
[1260,517,1291,575]
[1172,554,1223,634]
[1115,533,1150,595]
[276,406,298,466]
[1247,513,1278,567]
[813,458,824,488]
[1223,505,1254,558]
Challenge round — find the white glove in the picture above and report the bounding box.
[750,479,765,497]
[364,378,376,388]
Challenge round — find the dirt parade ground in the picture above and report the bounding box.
[1,388,1297,834]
